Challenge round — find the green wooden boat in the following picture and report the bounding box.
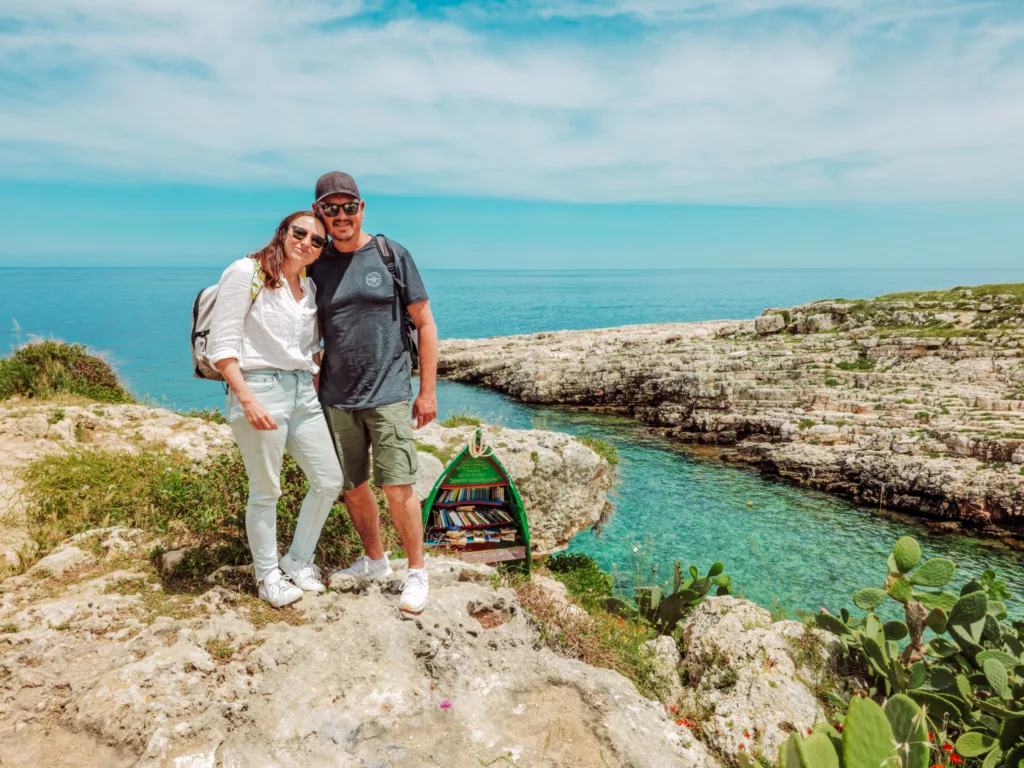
[421,432,532,571]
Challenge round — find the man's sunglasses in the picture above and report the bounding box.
[288,226,327,250]
[318,201,361,217]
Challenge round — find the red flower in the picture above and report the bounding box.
[676,719,685,726]
[928,732,934,741]
[807,729,813,735]
[739,745,745,750]
[836,724,844,732]
[618,618,625,625]
[743,732,750,739]
[942,744,953,752]
[669,705,678,713]
[950,756,962,765]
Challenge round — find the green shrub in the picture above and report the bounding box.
[20,445,400,576]
[546,552,613,609]
[824,377,841,387]
[576,435,620,466]
[0,341,133,403]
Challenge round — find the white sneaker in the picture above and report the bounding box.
[330,555,393,581]
[279,553,326,593]
[258,568,303,608]
[400,569,429,614]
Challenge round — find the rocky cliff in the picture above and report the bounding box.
[437,284,1024,542]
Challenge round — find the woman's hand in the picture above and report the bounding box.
[240,396,278,431]
[215,357,278,431]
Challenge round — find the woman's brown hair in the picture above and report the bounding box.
[248,210,326,289]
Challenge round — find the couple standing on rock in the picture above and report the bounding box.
[206,171,439,613]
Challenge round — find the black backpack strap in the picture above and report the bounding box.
[373,235,405,289]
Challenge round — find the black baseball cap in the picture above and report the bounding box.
[314,171,360,202]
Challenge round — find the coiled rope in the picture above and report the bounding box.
[466,427,491,458]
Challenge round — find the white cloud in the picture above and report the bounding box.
[1,0,1023,202]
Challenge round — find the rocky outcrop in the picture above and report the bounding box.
[437,285,1024,539]
[677,597,840,764]
[0,533,718,768]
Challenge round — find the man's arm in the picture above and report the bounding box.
[408,299,437,429]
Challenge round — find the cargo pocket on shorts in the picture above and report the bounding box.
[377,422,418,483]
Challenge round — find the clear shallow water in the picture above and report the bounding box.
[2,267,1023,616]
[438,380,1024,619]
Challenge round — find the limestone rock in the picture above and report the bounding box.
[645,634,685,706]
[0,539,720,768]
[755,314,786,335]
[679,596,835,763]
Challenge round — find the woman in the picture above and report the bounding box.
[208,211,342,607]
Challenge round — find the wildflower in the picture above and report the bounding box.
[950,756,962,765]
[836,724,844,732]
[928,732,933,741]
[739,745,745,750]
[744,732,750,739]
[676,719,685,726]
[942,744,953,752]
[439,699,452,710]
[669,705,678,714]
[807,728,813,735]
[618,618,625,625]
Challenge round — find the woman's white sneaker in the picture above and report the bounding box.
[400,569,429,614]
[258,568,303,608]
[330,555,393,581]
[279,553,326,593]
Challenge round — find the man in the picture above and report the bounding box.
[308,171,438,614]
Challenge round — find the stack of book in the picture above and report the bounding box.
[432,506,514,529]
[442,526,518,548]
[435,486,506,504]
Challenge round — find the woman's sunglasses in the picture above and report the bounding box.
[288,226,326,250]
[319,201,361,217]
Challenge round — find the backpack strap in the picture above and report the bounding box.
[373,235,405,290]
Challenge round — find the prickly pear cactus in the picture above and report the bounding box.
[843,697,897,768]
[884,694,929,768]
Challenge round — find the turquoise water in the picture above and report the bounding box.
[438,380,1024,619]
[2,267,1023,616]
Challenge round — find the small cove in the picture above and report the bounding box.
[435,379,1024,619]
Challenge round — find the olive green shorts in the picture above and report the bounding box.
[325,400,419,491]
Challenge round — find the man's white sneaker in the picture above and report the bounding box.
[330,555,393,581]
[400,569,429,614]
[279,553,326,593]
[258,569,303,608]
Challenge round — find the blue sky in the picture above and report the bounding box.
[1,0,1023,268]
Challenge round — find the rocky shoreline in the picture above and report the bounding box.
[437,283,1024,546]
[0,396,839,767]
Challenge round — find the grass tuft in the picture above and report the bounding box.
[439,408,482,427]
[575,435,620,466]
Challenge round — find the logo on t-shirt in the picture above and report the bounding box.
[365,271,382,288]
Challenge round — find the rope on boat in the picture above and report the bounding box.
[466,427,491,458]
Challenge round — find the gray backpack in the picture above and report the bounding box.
[190,261,264,380]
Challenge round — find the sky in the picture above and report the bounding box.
[1,0,1023,269]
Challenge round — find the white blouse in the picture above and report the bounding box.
[207,258,320,374]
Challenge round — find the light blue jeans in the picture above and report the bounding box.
[226,369,344,582]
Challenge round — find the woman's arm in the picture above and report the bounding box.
[215,357,277,430]
[208,261,277,430]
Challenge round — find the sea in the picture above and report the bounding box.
[3,267,1024,616]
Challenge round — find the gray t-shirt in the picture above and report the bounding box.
[309,236,428,410]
